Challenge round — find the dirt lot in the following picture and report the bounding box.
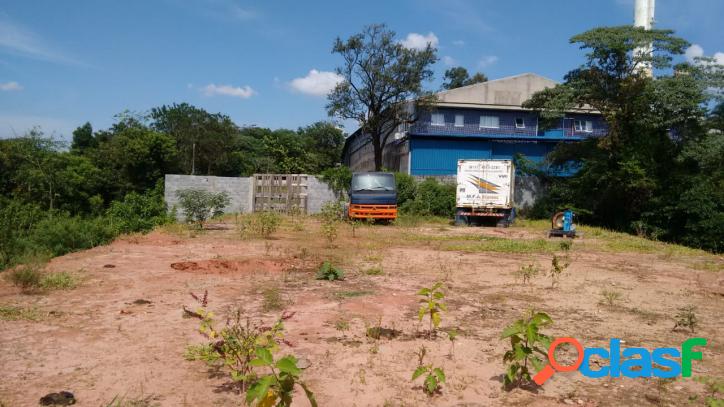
[1,217,722,406]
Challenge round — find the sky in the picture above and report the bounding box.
[0,0,722,140]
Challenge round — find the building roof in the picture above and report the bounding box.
[434,73,559,110]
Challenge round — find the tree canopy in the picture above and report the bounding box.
[441,67,488,90]
[327,23,437,170]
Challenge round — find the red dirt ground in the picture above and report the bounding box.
[1,219,722,406]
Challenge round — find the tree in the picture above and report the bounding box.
[327,24,437,171]
[524,25,723,251]
[150,103,241,176]
[298,121,345,172]
[71,122,96,153]
[442,67,487,90]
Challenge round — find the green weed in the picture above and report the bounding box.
[316,261,344,281]
[515,263,540,285]
[599,289,623,307]
[262,287,285,312]
[0,305,45,321]
[673,305,698,332]
[411,345,446,395]
[501,310,552,388]
[418,282,446,336]
[40,271,78,290]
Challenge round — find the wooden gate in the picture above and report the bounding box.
[252,174,309,214]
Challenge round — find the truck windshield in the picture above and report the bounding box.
[351,174,396,192]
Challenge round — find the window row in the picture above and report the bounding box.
[430,113,524,129]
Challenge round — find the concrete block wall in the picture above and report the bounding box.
[164,174,336,218]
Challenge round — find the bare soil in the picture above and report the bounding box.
[1,219,722,406]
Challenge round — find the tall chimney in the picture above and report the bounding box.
[634,0,655,76]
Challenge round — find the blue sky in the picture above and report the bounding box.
[0,0,722,139]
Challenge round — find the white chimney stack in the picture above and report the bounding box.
[634,0,655,76]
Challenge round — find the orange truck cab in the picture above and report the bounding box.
[347,172,397,221]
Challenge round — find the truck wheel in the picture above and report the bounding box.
[454,210,469,226]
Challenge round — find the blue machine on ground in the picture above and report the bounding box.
[548,209,577,238]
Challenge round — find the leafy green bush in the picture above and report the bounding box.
[394,172,417,207]
[0,198,47,270]
[107,187,170,234]
[6,265,42,293]
[320,201,344,245]
[26,215,116,258]
[241,211,282,239]
[316,261,344,281]
[176,189,231,228]
[320,165,352,199]
[401,178,455,218]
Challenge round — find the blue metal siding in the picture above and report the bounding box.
[410,137,559,176]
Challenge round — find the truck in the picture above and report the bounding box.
[347,172,397,221]
[455,159,516,227]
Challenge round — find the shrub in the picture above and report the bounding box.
[401,178,455,218]
[320,201,343,245]
[0,198,47,270]
[6,265,42,293]
[320,165,352,199]
[394,172,417,207]
[240,212,282,239]
[501,310,552,388]
[40,271,78,290]
[26,215,116,257]
[549,255,570,287]
[673,305,698,332]
[599,289,622,307]
[107,187,170,234]
[316,261,344,281]
[176,189,231,228]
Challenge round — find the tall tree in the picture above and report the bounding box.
[327,24,437,170]
[71,122,95,153]
[298,121,345,172]
[524,26,723,250]
[150,103,240,176]
[442,67,487,90]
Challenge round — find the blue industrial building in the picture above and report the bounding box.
[341,73,606,176]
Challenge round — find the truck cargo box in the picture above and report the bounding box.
[456,159,515,209]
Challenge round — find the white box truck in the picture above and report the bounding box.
[455,159,516,227]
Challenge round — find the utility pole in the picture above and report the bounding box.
[634,0,655,76]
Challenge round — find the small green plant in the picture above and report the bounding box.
[515,263,539,285]
[0,305,45,321]
[364,266,383,276]
[40,271,78,290]
[501,310,553,388]
[316,261,344,281]
[245,348,317,407]
[694,376,724,407]
[418,282,446,336]
[184,291,289,394]
[6,264,42,293]
[673,305,698,332]
[559,240,572,251]
[446,328,459,357]
[600,289,622,307]
[262,287,284,312]
[254,212,281,239]
[319,201,344,246]
[411,345,446,395]
[334,319,350,333]
[176,189,230,229]
[549,255,570,288]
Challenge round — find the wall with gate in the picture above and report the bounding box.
[164,174,336,219]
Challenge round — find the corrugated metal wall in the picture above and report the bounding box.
[410,137,557,176]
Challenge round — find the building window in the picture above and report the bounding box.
[431,113,445,126]
[574,120,593,132]
[515,118,525,129]
[479,115,499,128]
[454,114,464,127]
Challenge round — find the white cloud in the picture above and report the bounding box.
[0,15,86,66]
[442,56,457,66]
[685,44,724,65]
[200,83,256,99]
[685,44,704,62]
[400,32,439,50]
[289,69,343,97]
[478,55,499,68]
[715,52,724,65]
[0,81,22,91]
